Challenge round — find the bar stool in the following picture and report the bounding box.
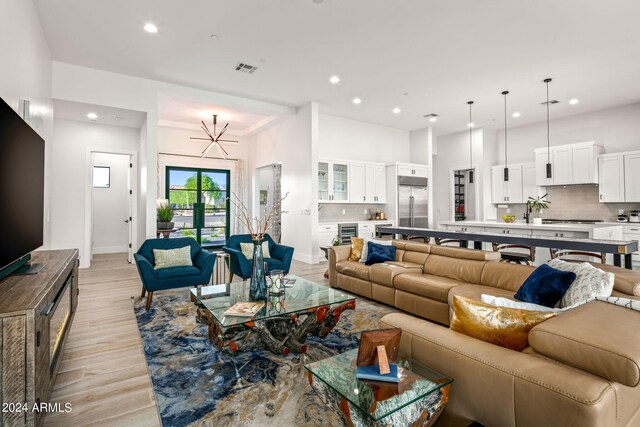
[492,243,536,265]
[549,249,606,264]
[435,238,464,247]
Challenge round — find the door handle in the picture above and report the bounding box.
[124,219,130,223]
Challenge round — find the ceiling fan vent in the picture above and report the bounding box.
[541,100,560,105]
[423,113,439,118]
[234,62,258,74]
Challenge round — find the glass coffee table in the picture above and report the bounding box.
[305,349,453,426]
[189,275,356,355]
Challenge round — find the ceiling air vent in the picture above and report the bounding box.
[423,113,439,118]
[541,100,560,105]
[234,62,258,74]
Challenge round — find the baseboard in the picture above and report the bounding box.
[293,252,315,264]
[93,245,128,255]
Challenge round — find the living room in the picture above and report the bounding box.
[1,1,640,426]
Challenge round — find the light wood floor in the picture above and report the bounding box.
[44,253,329,426]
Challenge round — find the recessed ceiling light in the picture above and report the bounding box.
[210,34,219,40]
[392,107,401,114]
[87,112,98,120]
[429,117,437,122]
[467,122,475,128]
[329,75,340,84]
[512,112,521,118]
[352,98,362,105]
[114,116,123,121]
[569,98,580,105]
[144,23,158,34]
[312,0,324,3]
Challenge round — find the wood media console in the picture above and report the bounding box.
[0,249,79,426]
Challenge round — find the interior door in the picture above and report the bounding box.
[127,157,133,263]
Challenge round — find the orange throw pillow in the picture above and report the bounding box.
[348,237,364,261]
[450,295,556,351]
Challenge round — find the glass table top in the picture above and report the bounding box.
[189,274,356,329]
[304,348,453,421]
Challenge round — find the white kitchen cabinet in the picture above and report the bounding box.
[491,165,523,204]
[624,153,640,202]
[624,225,640,261]
[398,164,428,178]
[365,164,387,203]
[318,224,338,247]
[522,162,539,201]
[445,225,485,233]
[489,227,531,237]
[349,162,366,203]
[535,142,603,186]
[530,229,589,239]
[598,155,625,203]
[358,222,376,239]
[318,160,349,202]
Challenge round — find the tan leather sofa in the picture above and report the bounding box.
[329,240,640,426]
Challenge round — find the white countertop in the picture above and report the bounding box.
[438,220,624,232]
[319,220,395,225]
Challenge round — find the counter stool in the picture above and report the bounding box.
[435,238,465,247]
[550,249,606,264]
[492,243,535,265]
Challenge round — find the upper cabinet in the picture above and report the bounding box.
[534,141,603,186]
[398,164,428,178]
[491,164,526,204]
[318,160,349,202]
[598,151,640,203]
[319,159,386,203]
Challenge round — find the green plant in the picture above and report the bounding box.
[527,193,550,215]
[181,229,195,238]
[156,200,174,222]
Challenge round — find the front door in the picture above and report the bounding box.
[166,167,230,249]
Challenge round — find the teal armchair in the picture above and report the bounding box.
[223,234,294,281]
[134,238,215,310]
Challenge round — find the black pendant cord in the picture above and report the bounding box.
[468,101,474,183]
[502,91,509,181]
[544,78,553,179]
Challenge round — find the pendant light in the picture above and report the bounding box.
[544,78,552,178]
[467,101,474,183]
[502,90,509,181]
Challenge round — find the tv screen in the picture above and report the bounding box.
[0,97,45,271]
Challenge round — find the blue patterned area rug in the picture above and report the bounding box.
[133,290,396,426]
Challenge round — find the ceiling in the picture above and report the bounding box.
[35,0,640,135]
[53,99,146,128]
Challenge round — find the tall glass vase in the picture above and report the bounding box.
[249,239,267,301]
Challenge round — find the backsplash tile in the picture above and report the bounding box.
[318,203,388,222]
[496,185,640,222]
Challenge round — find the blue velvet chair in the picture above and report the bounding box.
[223,234,294,281]
[134,238,215,310]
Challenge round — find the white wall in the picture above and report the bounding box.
[0,0,53,247]
[318,114,410,163]
[249,103,319,263]
[92,153,131,254]
[492,102,640,165]
[50,119,140,266]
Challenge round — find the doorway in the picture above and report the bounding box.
[452,168,477,221]
[91,152,134,261]
[166,166,230,249]
[255,163,282,242]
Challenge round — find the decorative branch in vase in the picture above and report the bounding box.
[227,189,289,301]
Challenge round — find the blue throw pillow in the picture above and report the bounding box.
[365,242,397,266]
[514,264,576,307]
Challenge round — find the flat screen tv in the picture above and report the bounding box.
[0,97,45,280]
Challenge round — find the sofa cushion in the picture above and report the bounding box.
[401,251,429,267]
[548,259,615,307]
[448,284,516,307]
[480,262,534,292]
[429,245,501,261]
[514,264,576,307]
[369,262,422,288]
[423,254,486,284]
[365,242,397,265]
[450,295,556,352]
[336,260,370,281]
[359,238,393,263]
[156,266,201,280]
[587,263,640,296]
[394,273,468,303]
[153,246,193,269]
[348,237,365,261]
[529,301,640,387]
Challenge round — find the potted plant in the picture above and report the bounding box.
[156,199,175,230]
[527,194,550,224]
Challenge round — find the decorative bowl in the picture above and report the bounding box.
[502,215,517,223]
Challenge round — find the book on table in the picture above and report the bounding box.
[223,301,265,317]
[356,364,399,383]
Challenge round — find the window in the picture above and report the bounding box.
[93,166,110,188]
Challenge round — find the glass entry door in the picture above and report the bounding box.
[166,167,230,249]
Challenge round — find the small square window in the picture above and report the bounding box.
[93,166,110,188]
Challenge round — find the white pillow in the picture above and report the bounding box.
[239,242,271,259]
[359,238,393,263]
[480,294,567,313]
[547,259,614,308]
[153,246,193,270]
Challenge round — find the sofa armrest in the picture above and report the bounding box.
[328,245,352,286]
[194,250,216,275]
[134,253,156,288]
[223,247,252,279]
[271,243,294,273]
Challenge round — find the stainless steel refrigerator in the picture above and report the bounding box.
[398,176,429,228]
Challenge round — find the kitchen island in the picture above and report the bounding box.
[378,226,638,269]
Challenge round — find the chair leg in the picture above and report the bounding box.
[141,285,146,298]
[146,292,153,310]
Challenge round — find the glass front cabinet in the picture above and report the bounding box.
[318,160,349,202]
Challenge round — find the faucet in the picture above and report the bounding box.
[524,201,532,224]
